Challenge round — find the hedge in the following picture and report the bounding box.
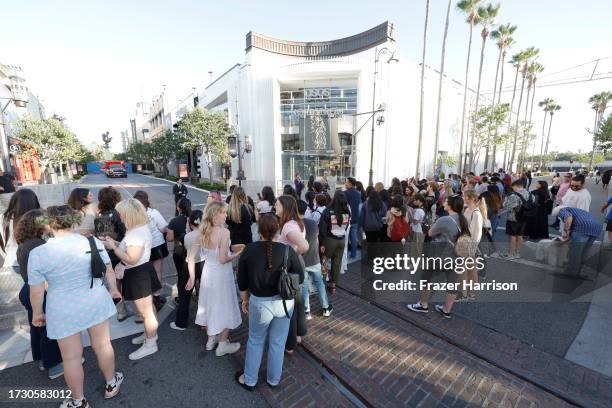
[195,181,226,191]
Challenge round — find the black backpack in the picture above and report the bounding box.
[277,245,300,318]
[86,236,107,288]
[513,192,537,221]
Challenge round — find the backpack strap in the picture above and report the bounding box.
[281,246,291,318]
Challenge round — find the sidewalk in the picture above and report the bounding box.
[336,263,612,408]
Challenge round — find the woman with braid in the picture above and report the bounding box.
[235,214,304,391]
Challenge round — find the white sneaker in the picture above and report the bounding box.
[205,335,218,351]
[131,332,146,345]
[170,322,186,331]
[59,398,90,408]
[104,371,124,399]
[129,336,158,360]
[215,340,240,356]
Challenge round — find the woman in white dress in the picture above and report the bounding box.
[188,201,243,356]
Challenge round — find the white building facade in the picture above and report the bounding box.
[199,22,471,195]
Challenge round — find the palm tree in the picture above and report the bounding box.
[587,91,612,170]
[542,103,561,169]
[416,0,430,179]
[486,22,516,170]
[521,62,544,169]
[502,51,525,170]
[457,0,482,175]
[432,0,452,176]
[538,98,554,169]
[509,46,538,171]
[467,2,500,173]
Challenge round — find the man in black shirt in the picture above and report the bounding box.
[172,178,188,216]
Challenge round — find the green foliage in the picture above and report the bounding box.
[470,103,510,164]
[594,113,612,153]
[12,117,82,182]
[195,181,226,191]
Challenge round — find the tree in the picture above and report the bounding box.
[486,22,516,169]
[470,103,510,167]
[151,130,186,177]
[542,103,561,168]
[509,47,539,171]
[587,91,612,170]
[416,0,430,178]
[457,0,483,175]
[537,98,554,170]
[520,61,544,169]
[12,117,75,184]
[594,113,612,153]
[432,0,452,175]
[177,107,231,184]
[467,2,500,173]
[502,51,526,170]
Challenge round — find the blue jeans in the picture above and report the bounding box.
[489,215,500,238]
[566,232,596,275]
[349,223,359,258]
[244,295,294,387]
[302,264,329,313]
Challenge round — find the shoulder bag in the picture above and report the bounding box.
[87,236,107,288]
[278,245,300,318]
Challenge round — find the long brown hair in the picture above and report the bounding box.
[258,213,279,272]
[277,195,304,232]
[228,186,252,223]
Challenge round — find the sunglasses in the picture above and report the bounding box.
[570,184,582,189]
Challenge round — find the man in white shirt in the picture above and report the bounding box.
[561,175,591,211]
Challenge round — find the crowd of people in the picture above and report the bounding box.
[0,164,609,407]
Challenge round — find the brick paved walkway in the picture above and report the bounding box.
[299,288,574,408]
[331,266,612,408]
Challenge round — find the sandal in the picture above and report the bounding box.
[234,372,255,392]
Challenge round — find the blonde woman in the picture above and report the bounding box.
[102,199,161,360]
[190,201,243,356]
[459,189,487,301]
[226,186,254,245]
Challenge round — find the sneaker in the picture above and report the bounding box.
[205,335,218,351]
[406,302,429,313]
[454,294,469,303]
[131,332,146,345]
[322,303,333,317]
[59,398,90,408]
[170,322,186,331]
[134,315,144,324]
[38,360,45,371]
[48,362,64,379]
[435,304,452,319]
[215,340,240,356]
[508,254,521,260]
[305,312,312,320]
[129,336,158,360]
[104,371,124,399]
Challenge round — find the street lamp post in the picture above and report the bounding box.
[368,46,398,187]
[228,134,252,187]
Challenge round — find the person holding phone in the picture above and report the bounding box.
[255,186,276,220]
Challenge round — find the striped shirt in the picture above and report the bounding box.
[558,207,601,238]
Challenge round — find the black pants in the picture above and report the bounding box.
[174,254,203,328]
[285,289,307,351]
[19,284,62,369]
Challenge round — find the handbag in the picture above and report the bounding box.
[87,236,107,288]
[278,245,300,318]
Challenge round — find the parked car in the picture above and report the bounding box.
[106,164,127,178]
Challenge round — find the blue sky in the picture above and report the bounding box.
[1,0,611,152]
